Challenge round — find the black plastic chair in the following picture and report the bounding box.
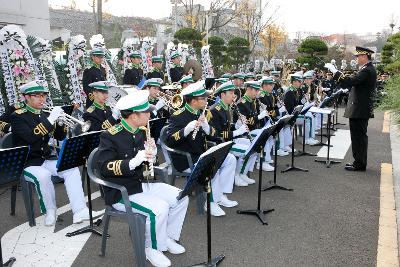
[159,126,205,214]
[87,148,147,267]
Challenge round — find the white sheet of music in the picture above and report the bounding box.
[309,107,335,115]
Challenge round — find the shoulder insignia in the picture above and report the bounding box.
[205,109,212,121]
[108,124,123,135]
[15,108,27,114]
[241,99,246,104]
[87,106,95,113]
[215,105,221,111]
[173,107,185,116]
[14,102,25,109]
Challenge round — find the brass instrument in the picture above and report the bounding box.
[156,91,183,110]
[183,60,203,81]
[145,121,154,178]
[43,106,91,133]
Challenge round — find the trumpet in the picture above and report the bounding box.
[43,106,91,133]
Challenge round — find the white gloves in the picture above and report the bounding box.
[111,106,120,120]
[184,120,197,137]
[235,119,243,129]
[129,150,147,170]
[233,124,248,137]
[321,87,331,92]
[201,120,210,135]
[155,98,166,111]
[324,63,338,74]
[257,110,268,120]
[47,106,64,125]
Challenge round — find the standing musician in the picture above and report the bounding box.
[123,51,143,86]
[169,52,184,83]
[11,80,90,226]
[271,70,284,97]
[165,81,237,217]
[209,81,254,187]
[97,90,188,267]
[146,55,164,80]
[325,46,377,172]
[82,81,119,132]
[82,47,107,109]
[236,81,273,172]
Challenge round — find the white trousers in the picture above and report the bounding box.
[23,160,86,214]
[296,112,316,139]
[112,183,189,251]
[211,153,236,202]
[230,138,255,176]
[278,126,292,149]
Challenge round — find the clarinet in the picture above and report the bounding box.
[192,108,206,140]
[145,121,154,178]
[231,102,253,141]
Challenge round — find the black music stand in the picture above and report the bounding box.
[178,141,233,267]
[263,115,294,192]
[282,105,309,173]
[296,102,317,157]
[56,131,103,237]
[237,125,279,225]
[315,110,341,168]
[0,146,29,267]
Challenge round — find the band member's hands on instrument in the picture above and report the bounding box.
[324,63,338,74]
[233,124,249,137]
[47,106,64,125]
[98,90,189,267]
[111,106,120,120]
[199,114,211,134]
[155,98,166,110]
[257,109,268,120]
[183,120,197,136]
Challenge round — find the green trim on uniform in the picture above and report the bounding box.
[184,103,200,115]
[121,119,140,134]
[126,101,150,112]
[119,199,158,249]
[186,88,206,97]
[219,99,229,110]
[93,101,105,110]
[230,147,246,154]
[23,170,47,214]
[25,104,41,114]
[243,94,252,103]
[240,157,250,174]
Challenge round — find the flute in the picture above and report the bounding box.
[145,121,154,178]
[192,108,206,140]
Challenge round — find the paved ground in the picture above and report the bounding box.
[0,108,392,267]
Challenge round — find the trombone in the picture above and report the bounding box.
[43,105,92,133]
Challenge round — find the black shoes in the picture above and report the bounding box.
[344,163,366,172]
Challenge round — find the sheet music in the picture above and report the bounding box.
[309,106,334,115]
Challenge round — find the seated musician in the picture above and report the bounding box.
[82,81,119,132]
[236,81,273,172]
[0,100,25,137]
[11,80,90,226]
[209,81,254,187]
[169,52,184,83]
[178,74,194,90]
[97,90,189,267]
[165,81,237,217]
[82,47,106,109]
[142,78,170,119]
[146,56,164,80]
[123,50,143,86]
[298,72,319,145]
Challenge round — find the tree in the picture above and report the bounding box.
[208,36,227,76]
[235,0,277,55]
[296,38,328,68]
[383,32,400,73]
[227,36,250,70]
[260,24,287,61]
[174,27,203,48]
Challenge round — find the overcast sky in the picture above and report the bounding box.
[49,0,400,37]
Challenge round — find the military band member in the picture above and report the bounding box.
[259,76,279,122]
[169,52,184,83]
[244,72,256,82]
[97,90,188,267]
[236,81,274,172]
[165,81,237,217]
[123,51,143,86]
[178,74,194,90]
[326,46,377,171]
[142,78,169,119]
[11,80,90,226]
[82,47,107,109]
[209,81,255,187]
[82,81,119,132]
[146,55,164,80]
[0,101,25,137]
[271,70,284,97]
